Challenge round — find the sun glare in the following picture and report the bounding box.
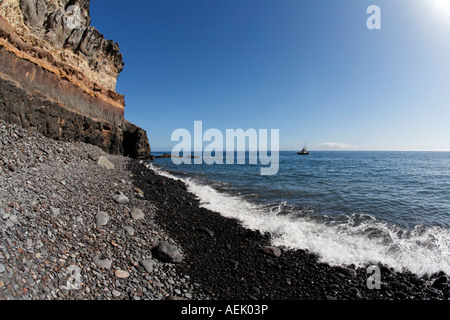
[433,0,450,14]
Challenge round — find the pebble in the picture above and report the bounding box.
[432,275,448,290]
[252,287,261,295]
[115,270,130,279]
[5,221,14,228]
[96,211,110,226]
[112,290,121,297]
[130,208,145,221]
[8,215,19,224]
[140,259,157,273]
[166,295,189,301]
[123,226,135,236]
[112,192,129,205]
[133,187,144,194]
[227,259,240,269]
[197,227,214,237]
[334,266,357,277]
[50,207,60,217]
[92,255,112,270]
[155,241,183,263]
[262,246,282,258]
[98,156,115,170]
[348,287,364,299]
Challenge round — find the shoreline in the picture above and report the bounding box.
[0,120,448,300]
[129,161,449,300]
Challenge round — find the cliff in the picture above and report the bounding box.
[0,0,151,159]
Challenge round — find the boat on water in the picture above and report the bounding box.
[297,146,309,155]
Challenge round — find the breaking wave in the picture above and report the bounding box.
[148,163,450,276]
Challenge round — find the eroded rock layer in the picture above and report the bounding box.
[0,0,150,159]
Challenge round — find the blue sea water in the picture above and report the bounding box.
[149,151,450,276]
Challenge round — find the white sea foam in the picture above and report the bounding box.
[148,164,450,276]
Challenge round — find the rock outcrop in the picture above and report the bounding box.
[0,0,151,159]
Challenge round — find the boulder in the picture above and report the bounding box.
[334,266,357,277]
[112,192,129,204]
[92,255,112,269]
[140,259,157,273]
[155,241,183,263]
[262,246,282,258]
[130,208,145,221]
[96,211,110,226]
[196,227,214,237]
[98,156,115,170]
[123,226,135,236]
[432,275,448,290]
[115,270,130,279]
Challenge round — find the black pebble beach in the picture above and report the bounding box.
[0,120,448,302]
[129,160,449,301]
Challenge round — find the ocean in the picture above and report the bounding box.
[148,151,450,276]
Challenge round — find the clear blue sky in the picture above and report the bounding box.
[90,0,450,151]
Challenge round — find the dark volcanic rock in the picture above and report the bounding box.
[0,74,124,155]
[123,121,151,160]
[334,265,357,277]
[262,246,282,258]
[0,0,151,160]
[155,241,183,264]
[196,227,215,237]
[432,275,448,290]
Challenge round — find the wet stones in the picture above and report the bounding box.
[348,287,364,300]
[262,246,282,258]
[196,227,214,238]
[334,266,357,277]
[432,275,448,290]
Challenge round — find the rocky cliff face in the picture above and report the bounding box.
[0,0,151,159]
